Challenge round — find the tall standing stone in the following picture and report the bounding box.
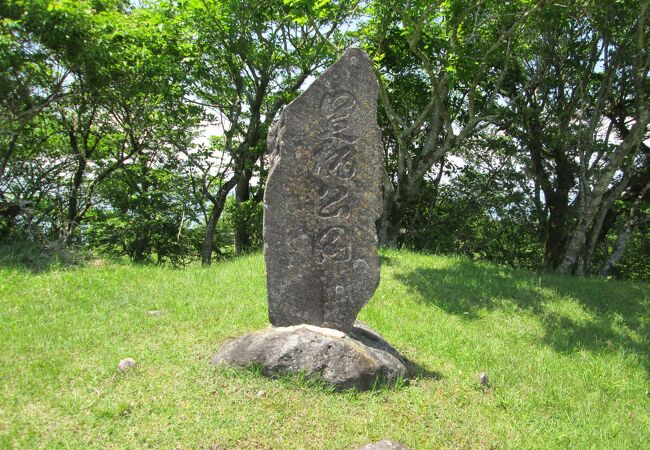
[264,48,383,332]
[214,49,410,391]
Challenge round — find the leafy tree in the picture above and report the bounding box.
[1,0,198,250]
[2,0,648,279]
[0,2,69,223]
[170,0,354,264]
[86,155,200,264]
[498,0,649,275]
[359,0,543,246]
[402,128,544,270]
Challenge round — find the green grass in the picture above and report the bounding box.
[0,249,648,449]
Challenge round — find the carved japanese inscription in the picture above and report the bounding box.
[263,48,383,332]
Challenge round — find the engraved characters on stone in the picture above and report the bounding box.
[313,89,358,264]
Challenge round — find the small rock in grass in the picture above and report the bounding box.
[356,440,412,450]
[478,371,490,390]
[147,310,166,317]
[117,358,137,371]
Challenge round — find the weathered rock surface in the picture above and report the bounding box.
[355,440,413,450]
[117,358,136,371]
[212,321,408,391]
[264,48,383,332]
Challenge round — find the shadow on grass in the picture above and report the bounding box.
[379,254,395,267]
[394,259,650,377]
[216,361,439,394]
[404,357,443,382]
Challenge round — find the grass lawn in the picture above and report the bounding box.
[0,249,648,449]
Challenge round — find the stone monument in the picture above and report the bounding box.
[213,48,409,391]
[264,47,382,333]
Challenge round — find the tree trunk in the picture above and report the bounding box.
[234,168,252,255]
[201,206,220,266]
[536,142,574,271]
[132,235,149,263]
[543,199,570,270]
[556,114,649,274]
[0,141,16,190]
[63,155,87,245]
[522,105,574,272]
[599,219,633,277]
[377,171,402,247]
[201,175,239,266]
[377,205,400,248]
[600,181,650,276]
[60,124,87,245]
[581,172,632,273]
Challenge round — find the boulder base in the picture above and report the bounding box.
[212,321,408,391]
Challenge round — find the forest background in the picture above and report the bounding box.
[1,0,648,279]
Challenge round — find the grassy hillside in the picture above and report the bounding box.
[0,250,648,449]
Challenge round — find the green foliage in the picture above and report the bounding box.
[1,0,199,256]
[403,173,544,271]
[614,230,650,280]
[1,0,648,278]
[85,159,202,265]
[221,198,264,253]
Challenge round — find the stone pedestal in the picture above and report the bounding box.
[213,321,409,391]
